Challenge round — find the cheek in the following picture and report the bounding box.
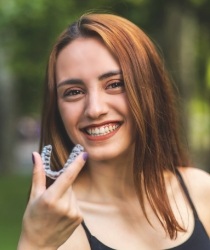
[58,102,79,132]
[118,95,134,122]
[122,99,136,133]
[59,110,79,145]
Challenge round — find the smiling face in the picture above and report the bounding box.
[56,37,135,162]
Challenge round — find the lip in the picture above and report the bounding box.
[81,121,122,141]
[82,120,122,129]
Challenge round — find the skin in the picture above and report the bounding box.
[18,151,87,250]
[56,37,136,165]
[18,37,210,250]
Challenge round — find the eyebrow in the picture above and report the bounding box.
[57,70,122,88]
[98,70,122,81]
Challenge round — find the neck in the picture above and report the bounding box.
[75,152,137,202]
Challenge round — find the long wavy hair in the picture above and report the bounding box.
[40,13,189,239]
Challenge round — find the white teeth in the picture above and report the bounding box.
[95,128,99,135]
[86,124,120,136]
[87,128,92,134]
[100,127,105,134]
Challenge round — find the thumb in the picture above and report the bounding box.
[29,152,46,200]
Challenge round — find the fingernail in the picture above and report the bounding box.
[83,152,88,161]
[32,153,35,164]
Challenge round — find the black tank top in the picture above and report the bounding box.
[81,170,210,250]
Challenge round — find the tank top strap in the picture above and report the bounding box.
[81,220,92,244]
[175,168,199,218]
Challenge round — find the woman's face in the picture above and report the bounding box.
[56,37,135,161]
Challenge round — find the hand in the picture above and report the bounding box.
[18,151,88,250]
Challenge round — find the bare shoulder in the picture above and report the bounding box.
[178,167,210,195]
[178,167,210,235]
[58,224,90,250]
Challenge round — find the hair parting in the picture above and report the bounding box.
[40,13,189,238]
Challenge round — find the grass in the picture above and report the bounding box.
[0,174,31,250]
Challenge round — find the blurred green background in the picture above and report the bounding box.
[0,0,209,249]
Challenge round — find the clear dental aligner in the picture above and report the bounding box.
[41,144,84,180]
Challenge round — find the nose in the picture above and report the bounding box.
[84,91,108,120]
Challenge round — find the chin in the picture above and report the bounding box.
[86,143,134,163]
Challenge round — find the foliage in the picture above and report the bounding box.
[0,0,209,115]
[0,174,31,249]
[0,2,209,248]
[0,0,209,170]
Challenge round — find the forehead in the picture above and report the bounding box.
[55,37,120,83]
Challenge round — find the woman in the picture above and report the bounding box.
[18,13,210,249]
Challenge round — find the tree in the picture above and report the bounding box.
[0,0,209,172]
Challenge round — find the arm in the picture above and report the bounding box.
[180,167,210,236]
[17,151,87,250]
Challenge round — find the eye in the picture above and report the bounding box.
[106,80,125,90]
[58,87,85,102]
[63,89,84,96]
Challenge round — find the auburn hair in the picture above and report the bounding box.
[40,13,189,239]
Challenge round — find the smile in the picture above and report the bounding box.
[84,123,121,136]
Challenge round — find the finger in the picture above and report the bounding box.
[48,152,88,198]
[30,152,46,199]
